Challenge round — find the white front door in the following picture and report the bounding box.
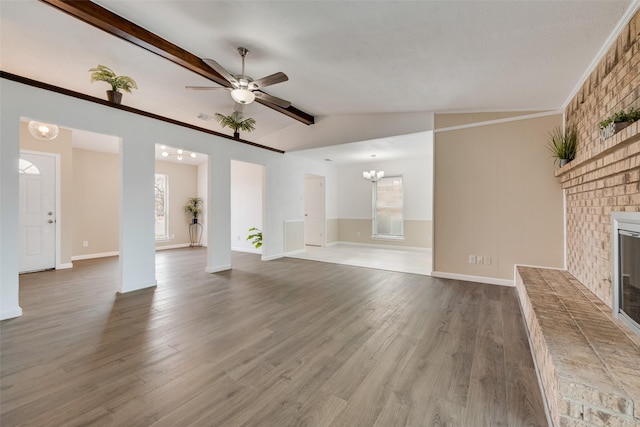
[304,176,325,246]
[19,152,56,273]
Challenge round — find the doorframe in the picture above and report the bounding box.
[19,150,65,270]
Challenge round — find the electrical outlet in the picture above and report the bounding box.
[484,256,491,265]
[477,256,483,265]
[469,255,476,264]
[83,241,88,247]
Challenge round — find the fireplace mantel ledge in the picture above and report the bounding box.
[555,120,640,179]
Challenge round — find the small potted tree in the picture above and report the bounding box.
[89,65,138,104]
[247,227,262,249]
[546,126,577,167]
[214,111,256,139]
[184,197,203,224]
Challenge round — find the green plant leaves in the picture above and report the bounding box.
[89,65,138,93]
[599,107,640,129]
[247,227,262,249]
[215,111,257,133]
[546,126,577,165]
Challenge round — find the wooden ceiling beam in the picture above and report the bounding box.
[39,0,315,125]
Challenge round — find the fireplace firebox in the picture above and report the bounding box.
[612,213,640,337]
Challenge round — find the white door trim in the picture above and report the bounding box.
[20,150,65,270]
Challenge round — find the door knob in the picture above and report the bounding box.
[48,219,54,224]
[48,212,53,215]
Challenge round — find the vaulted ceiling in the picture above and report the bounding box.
[0,0,634,152]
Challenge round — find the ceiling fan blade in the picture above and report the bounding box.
[203,58,239,87]
[185,86,230,91]
[254,91,291,108]
[249,72,288,90]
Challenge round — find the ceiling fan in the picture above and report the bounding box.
[187,47,291,109]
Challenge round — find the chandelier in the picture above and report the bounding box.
[363,169,385,182]
[160,146,197,161]
[362,155,384,182]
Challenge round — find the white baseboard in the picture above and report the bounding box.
[57,262,73,269]
[261,253,283,261]
[232,246,262,254]
[118,281,157,293]
[206,264,232,273]
[156,243,191,251]
[283,249,306,256]
[72,244,195,261]
[0,306,23,320]
[431,271,514,287]
[333,241,432,252]
[72,251,119,261]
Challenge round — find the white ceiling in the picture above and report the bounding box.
[1,0,635,157]
[290,131,433,165]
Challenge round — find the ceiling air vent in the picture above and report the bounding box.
[196,113,213,121]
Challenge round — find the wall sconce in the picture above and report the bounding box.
[28,121,59,140]
[160,146,197,161]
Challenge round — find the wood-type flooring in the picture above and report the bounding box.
[1,248,546,426]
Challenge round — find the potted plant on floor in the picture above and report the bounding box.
[214,111,256,139]
[247,227,262,249]
[546,126,577,167]
[89,64,138,104]
[184,197,203,224]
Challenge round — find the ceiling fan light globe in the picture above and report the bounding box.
[28,120,59,140]
[231,88,255,104]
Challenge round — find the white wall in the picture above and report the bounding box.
[231,160,264,253]
[337,155,433,221]
[0,78,338,319]
[197,162,208,247]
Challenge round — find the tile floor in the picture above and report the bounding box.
[287,243,432,276]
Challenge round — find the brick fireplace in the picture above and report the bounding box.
[561,8,640,310]
[515,9,640,427]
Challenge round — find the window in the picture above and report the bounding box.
[373,176,404,239]
[19,158,41,175]
[155,173,169,240]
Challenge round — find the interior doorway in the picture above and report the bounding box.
[304,174,325,247]
[19,151,58,273]
[230,160,264,254]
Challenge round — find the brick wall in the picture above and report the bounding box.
[561,9,640,308]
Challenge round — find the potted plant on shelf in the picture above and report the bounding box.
[599,107,640,140]
[247,227,262,249]
[184,197,203,224]
[546,126,577,167]
[89,65,138,104]
[214,111,256,139]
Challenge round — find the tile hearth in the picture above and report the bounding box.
[516,267,640,427]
